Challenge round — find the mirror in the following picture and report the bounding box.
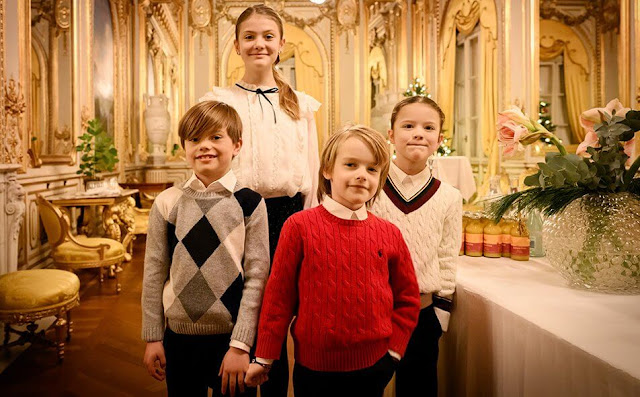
[30,0,75,165]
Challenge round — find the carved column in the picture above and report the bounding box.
[0,165,26,275]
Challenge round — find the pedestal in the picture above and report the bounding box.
[0,164,26,275]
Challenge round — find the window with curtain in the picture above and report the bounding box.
[540,55,571,145]
[276,56,297,90]
[453,25,481,159]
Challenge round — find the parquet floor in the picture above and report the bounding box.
[0,237,166,397]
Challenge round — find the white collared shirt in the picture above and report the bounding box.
[388,161,432,201]
[321,195,368,220]
[184,169,237,193]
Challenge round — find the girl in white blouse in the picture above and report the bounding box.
[199,5,321,397]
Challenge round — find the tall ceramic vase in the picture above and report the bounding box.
[144,94,170,164]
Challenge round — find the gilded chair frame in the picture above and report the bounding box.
[36,195,125,293]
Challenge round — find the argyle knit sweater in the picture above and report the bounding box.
[370,177,462,297]
[255,205,420,372]
[141,183,269,347]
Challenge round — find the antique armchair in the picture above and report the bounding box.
[36,195,126,293]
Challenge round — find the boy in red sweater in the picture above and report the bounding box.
[245,125,420,397]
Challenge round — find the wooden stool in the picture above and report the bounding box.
[0,269,80,362]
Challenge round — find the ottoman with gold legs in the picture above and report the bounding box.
[0,269,80,361]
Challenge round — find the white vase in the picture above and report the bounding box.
[144,94,170,164]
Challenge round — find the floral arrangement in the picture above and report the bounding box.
[490,99,640,220]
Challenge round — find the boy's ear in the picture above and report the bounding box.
[234,39,240,55]
[232,138,242,157]
[437,132,444,145]
[388,129,395,144]
[322,167,332,181]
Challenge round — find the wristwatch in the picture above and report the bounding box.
[251,358,273,371]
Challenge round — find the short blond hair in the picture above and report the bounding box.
[318,124,390,206]
[178,101,242,148]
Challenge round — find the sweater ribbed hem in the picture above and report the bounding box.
[296,339,390,372]
[142,327,165,342]
[389,331,413,357]
[167,321,234,336]
[231,325,255,347]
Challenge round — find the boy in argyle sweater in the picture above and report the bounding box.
[142,101,269,397]
[245,125,420,397]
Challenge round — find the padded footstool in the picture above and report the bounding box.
[0,269,80,361]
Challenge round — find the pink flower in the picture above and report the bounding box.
[576,130,599,157]
[498,120,528,157]
[577,99,633,160]
[580,99,630,135]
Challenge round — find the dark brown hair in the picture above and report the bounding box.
[178,101,242,148]
[236,5,300,120]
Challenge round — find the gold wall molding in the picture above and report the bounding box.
[2,80,27,166]
[540,0,619,33]
[1,0,5,165]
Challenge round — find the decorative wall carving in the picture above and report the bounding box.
[540,0,620,33]
[2,80,27,166]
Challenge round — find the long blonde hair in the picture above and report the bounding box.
[236,5,300,121]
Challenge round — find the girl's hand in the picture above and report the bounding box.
[143,341,166,381]
[245,362,270,387]
[219,347,250,396]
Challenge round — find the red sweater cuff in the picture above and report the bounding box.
[389,330,413,357]
[255,332,285,360]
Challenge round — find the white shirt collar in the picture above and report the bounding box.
[322,195,368,220]
[389,161,432,187]
[185,170,237,193]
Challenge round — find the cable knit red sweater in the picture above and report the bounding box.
[255,205,420,372]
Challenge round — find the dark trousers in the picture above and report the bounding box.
[163,328,257,397]
[259,193,303,397]
[293,353,397,397]
[395,305,443,397]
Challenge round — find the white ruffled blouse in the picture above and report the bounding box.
[199,81,321,209]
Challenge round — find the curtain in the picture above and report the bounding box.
[439,0,498,190]
[540,19,591,144]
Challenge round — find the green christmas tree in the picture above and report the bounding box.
[538,100,559,146]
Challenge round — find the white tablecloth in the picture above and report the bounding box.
[439,256,640,397]
[432,156,477,201]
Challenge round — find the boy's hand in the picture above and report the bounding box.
[143,341,166,381]
[219,347,250,396]
[245,363,269,387]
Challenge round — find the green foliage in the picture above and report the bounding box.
[489,109,640,221]
[75,119,119,179]
[522,111,636,193]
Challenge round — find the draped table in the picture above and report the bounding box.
[438,256,640,397]
[432,156,476,201]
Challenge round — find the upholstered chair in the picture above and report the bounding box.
[36,195,126,293]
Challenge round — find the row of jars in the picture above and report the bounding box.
[461,213,530,261]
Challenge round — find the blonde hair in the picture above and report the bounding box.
[236,5,300,121]
[178,101,243,148]
[317,124,390,206]
[390,96,445,131]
